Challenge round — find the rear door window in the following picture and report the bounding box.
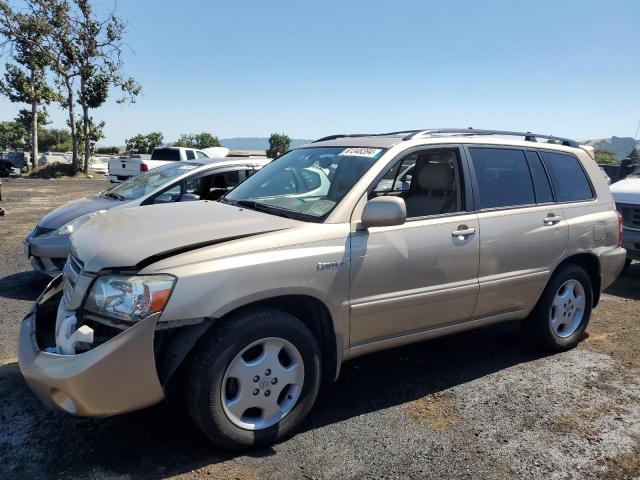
[524,150,554,203]
[540,151,594,202]
[150,148,181,161]
[186,150,196,160]
[469,147,535,209]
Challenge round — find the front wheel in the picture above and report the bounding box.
[526,264,593,351]
[185,308,321,450]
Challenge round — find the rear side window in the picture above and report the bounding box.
[540,151,593,202]
[470,148,535,209]
[524,150,553,203]
[150,148,180,161]
[186,150,196,160]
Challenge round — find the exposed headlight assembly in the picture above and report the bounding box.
[50,210,107,236]
[84,275,176,322]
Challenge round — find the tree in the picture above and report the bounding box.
[174,132,221,149]
[75,116,104,160]
[125,132,163,154]
[73,0,140,173]
[0,2,59,169]
[94,146,118,155]
[15,108,49,132]
[38,127,71,151]
[266,132,291,158]
[1,0,141,175]
[595,150,618,165]
[0,121,28,150]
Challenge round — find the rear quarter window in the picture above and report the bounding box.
[540,151,594,202]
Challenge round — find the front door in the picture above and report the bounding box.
[349,147,480,346]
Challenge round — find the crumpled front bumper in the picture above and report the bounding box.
[18,275,165,417]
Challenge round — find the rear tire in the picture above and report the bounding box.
[526,264,593,351]
[185,308,321,450]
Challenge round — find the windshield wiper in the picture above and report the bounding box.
[102,192,125,200]
[234,200,297,219]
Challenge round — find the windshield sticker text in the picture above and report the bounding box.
[339,148,382,158]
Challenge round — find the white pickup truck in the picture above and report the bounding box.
[611,164,640,268]
[107,146,210,184]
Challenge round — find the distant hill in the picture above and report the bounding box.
[583,136,639,160]
[220,137,313,151]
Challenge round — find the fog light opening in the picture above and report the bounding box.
[50,388,77,414]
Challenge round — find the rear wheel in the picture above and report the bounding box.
[526,264,593,351]
[185,308,321,450]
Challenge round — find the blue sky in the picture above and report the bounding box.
[2,0,639,145]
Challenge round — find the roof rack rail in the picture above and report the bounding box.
[402,128,580,147]
[312,134,374,143]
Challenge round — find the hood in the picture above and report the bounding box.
[39,194,117,229]
[610,176,640,205]
[70,201,302,272]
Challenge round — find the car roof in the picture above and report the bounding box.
[300,128,584,153]
[184,157,271,169]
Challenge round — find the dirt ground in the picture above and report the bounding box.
[0,177,639,480]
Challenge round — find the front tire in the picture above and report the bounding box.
[185,308,321,450]
[526,264,593,351]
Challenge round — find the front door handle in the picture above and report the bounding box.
[544,214,562,225]
[452,226,476,238]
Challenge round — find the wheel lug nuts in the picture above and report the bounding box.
[264,390,271,397]
[265,369,271,376]
[271,378,278,385]
[253,389,259,395]
[253,375,260,382]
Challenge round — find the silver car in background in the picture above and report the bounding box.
[24,158,269,275]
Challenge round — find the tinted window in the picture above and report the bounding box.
[470,148,535,209]
[196,151,208,159]
[524,150,554,203]
[150,148,181,161]
[541,151,593,202]
[186,150,196,160]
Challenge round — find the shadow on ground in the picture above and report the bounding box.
[0,271,50,301]
[0,322,550,479]
[604,262,640,300]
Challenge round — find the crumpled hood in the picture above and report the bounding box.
[610,177,640,205]
[39,194,116,229]
[70,201,302,272]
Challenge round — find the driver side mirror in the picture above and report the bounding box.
[180,193,200,202]
[361,197,406,228]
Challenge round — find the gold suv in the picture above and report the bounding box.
[19,129,626,449]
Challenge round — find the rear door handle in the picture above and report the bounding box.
[452,226,476,238]
[544,214,562,225]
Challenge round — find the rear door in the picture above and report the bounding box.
[467,146,569,318]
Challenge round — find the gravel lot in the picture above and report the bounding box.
[0,177,639,480]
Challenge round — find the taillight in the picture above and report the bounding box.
[616,210,623,248]
[140,163,148,173]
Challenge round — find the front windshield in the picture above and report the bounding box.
[104,163,200,200]
[224,146,384,221]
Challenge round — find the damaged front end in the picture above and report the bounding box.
[17,256,197,417]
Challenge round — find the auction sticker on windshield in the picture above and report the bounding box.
[339,147,383,158]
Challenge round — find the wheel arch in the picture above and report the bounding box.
[158,294,339,388]
[553,253,601,307]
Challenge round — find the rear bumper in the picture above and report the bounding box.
[598,247,627,291]
[622,228,640,260]
[107,174,128,184]
[18,276,165,417]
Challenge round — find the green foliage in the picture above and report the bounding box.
[126,132,164,154]
[38,127,72,152]
[267,133,291,158]
[15,108,49,131]
[595,150,618,165]
[0,121,28,150]
[94,146,119,155]
[174,132,221,149]
[75,117,105,155]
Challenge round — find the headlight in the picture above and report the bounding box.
[84,274,176,322]
[51,210,107,236]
